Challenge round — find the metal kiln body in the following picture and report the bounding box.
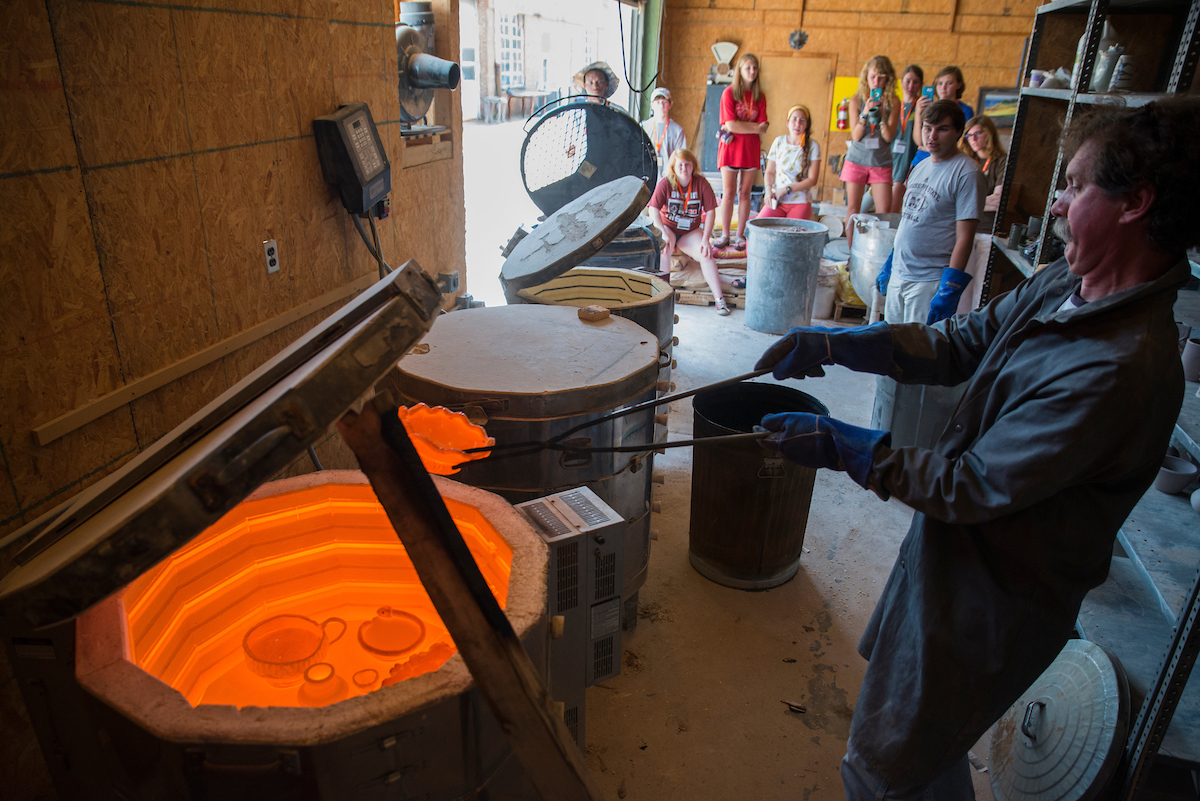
[2,472,549,801]
[395,305,660,627]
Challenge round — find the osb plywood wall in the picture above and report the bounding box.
[660,0,1037,195]
[0,0,465,547]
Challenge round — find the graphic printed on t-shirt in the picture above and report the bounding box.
[735,100,760,122]
[901,179,942,222]
[664,186,703,231]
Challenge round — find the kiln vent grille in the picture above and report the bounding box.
[593,637,614,681]
[523,501,570,537]
[559,490,613,527]
[556,541,579,613]
[594,552,616,600]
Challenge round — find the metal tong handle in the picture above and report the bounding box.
[458,366,768,453]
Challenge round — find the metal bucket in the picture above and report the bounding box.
[395,306,660,623]
[744,218,828,334]
[848,213,900,302]
[689,383,828,589]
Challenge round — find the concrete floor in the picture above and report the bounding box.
[463,119,999,800]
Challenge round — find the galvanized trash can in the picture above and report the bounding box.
[689,383,829,590]
[744,218,828,334]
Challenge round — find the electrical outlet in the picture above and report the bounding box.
[263,239,280,274]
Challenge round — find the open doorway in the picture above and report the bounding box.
[460,0,640,307]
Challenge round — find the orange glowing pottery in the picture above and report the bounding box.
[243,614,347,687]
[358,606,426,659]
[396,404,493,475]
[297,662,348,706]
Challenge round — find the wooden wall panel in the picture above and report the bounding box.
[196,143,292,334]
[3,334,139,520]
[1,0,464,537]
[0,0,76,174]
[331,21,394,125]
[0,168,138,528]
[0,172,108,351]
[84,158,219,377]
[265,16,337,139]
[127,362,230,446]
[50,1,189,168]
[175,11,275,152]
[277,137,355,300]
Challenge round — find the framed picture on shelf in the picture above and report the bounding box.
[977,87,1020,128]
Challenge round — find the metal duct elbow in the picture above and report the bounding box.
[409,53,460,90]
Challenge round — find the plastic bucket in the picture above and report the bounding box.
[848,213,900,303]
[689,383,829,590]
[744,218,828,334]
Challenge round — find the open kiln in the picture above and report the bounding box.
[0,264,553,800]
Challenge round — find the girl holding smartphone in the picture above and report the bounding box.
[842,55,900,235]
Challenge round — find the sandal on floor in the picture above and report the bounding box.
[711,235,730,248]
[731,277,746,290]
[732,235,746,250]
[715,298,732,316]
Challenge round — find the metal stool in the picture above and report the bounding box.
[482,97,506,124]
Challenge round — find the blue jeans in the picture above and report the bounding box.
[840,739,975,801]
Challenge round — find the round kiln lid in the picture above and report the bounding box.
[500,175,651,302]
[989,639,1130,801]
[519,101,657,216]
[397,305,659,419]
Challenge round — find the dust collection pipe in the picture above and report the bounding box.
[744,218,828,334]
[410,53,460,90]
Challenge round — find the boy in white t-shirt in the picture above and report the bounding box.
[642,88,687,180]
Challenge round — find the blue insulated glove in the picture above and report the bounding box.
[755,323,893,380]
[876,250,894,297]
[759,413,890,488]
[926,267,973,325]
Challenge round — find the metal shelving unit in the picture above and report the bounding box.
[978,0,1200,305]
[976,0,1200,792]
[1075,290,1200,798]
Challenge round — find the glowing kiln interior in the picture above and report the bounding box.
[118,474,513,709]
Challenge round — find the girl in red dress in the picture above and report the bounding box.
[715,53,768,251]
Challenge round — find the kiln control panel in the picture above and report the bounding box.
[313,102,392,215]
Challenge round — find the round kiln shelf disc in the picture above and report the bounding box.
[501,175,650,303]
[396,305,659,420]
[990,639,1130,801]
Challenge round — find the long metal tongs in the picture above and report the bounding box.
[458,368,774,466]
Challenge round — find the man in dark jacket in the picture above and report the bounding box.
[754,97,1200,799]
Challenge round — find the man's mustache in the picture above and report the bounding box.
[1053,216,1072,243]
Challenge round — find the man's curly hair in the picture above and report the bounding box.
[1061,97,1200,255]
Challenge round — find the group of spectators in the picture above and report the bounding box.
[570,55,1009,320]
